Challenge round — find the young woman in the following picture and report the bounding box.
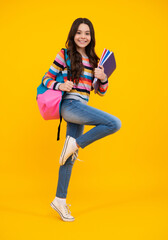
[42,18,121,222]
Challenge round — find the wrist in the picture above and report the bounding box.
[100,74,107,82]
[56,83,63,90]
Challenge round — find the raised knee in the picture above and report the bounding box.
[109,118,122,132]
[115,118,122,131]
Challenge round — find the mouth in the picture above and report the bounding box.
[78,40,87,44]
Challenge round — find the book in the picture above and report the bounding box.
[93,48,116,93]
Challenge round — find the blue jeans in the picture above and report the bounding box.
[56,99,121,198]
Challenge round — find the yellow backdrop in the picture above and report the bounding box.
[1,0,168,239]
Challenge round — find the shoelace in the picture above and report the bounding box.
[64,203,72,215]
[71,150,84,162]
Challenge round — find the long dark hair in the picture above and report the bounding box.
[65,18,100,84]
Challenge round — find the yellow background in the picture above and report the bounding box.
[1,0,168,239]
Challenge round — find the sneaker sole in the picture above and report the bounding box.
[50,202,75,222]
[59,136,70,166]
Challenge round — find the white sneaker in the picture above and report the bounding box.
[59,135,77,166]
[50,200,75,222]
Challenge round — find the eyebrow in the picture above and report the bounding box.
[77,30,90,32]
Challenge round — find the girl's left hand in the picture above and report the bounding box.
[94,65,106,81]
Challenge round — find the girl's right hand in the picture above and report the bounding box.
[58,81,74,91]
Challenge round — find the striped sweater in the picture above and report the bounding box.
[42,49,109,104]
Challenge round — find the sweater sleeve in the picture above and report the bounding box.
[42,49,66,90]
[96,75,109,96]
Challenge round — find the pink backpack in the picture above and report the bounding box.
[37,89,63,120]
[36,48,71,140]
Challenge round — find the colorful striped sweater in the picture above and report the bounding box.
[42,49,109,104]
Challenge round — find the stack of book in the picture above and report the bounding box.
[93,48,116,93]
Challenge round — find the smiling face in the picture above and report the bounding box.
[74,23,91,53]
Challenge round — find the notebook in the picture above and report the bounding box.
[93,49,116,93]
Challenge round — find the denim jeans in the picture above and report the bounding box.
[56,99,121,198]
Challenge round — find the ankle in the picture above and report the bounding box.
[54,196,66,205]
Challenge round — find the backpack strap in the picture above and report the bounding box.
[57,115,62,141]
[62,48,71,81]
[57,48,71,141]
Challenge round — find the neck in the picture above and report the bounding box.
[76,47,86,57]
